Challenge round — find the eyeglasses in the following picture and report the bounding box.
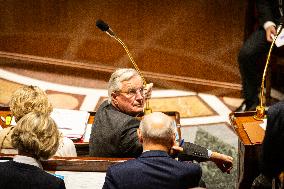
[118,87,144,97]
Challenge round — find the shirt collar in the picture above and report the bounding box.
[140,150,170,158]
[13,155,43,169]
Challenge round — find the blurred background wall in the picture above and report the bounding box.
[0,0,247,96]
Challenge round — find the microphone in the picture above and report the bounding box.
[96,19,116,37]
[95,19,152,114]
[254,17,284,120]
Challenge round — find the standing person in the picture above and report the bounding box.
[90,68,233,173]
[0,85,77,157]
[236,0,284,112]
[103,112,202,189]
[0,112,66,189]
[252,101,284,188]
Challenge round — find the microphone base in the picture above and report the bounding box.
[144,108,152,115]
[253,105,266,120]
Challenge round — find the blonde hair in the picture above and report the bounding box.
[11,112,60,160]
[9,85,53,122]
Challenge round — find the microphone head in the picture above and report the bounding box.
[96,19,109,32]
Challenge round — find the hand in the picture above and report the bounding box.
[144,83,153,99]
[265,25,277,42]
[210,152,233,174]
[170,141,183,156]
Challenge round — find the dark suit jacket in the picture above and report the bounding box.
[89,100,209,161]
[261,101,284,178]
[0,161,66,189]
[89,100,142,157]
[103,150,202,189]
[257,0,283,26]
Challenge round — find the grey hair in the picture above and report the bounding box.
[139,112,176,148]
[107,68,141,103]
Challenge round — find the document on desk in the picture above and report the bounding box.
[83,124,92,142]
[243,122,265,144]
[50,108,90,139]
[259,118,267,130]
[55,171,106,189]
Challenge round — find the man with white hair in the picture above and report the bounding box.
[102,112,202,189]
[89,68,233,173]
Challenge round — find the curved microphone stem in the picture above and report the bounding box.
[113,36,152,114]
[254,25,283,120]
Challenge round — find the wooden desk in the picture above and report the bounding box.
[0,154,129,172]
[229,111,265,189]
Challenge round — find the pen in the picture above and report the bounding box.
[58,127,72,130]
[179,139,184,147]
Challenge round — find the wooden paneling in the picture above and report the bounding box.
[0,0,246,95]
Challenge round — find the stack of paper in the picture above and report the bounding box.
[50,108,90,140]
[83,124,93,142]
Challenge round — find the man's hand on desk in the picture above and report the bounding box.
[210,152,233,174]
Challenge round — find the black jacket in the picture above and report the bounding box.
[257,0,284,26]
[103,150,202,189]
[261,101,284,177]
[0,161,65,189]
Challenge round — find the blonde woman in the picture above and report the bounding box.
[0,112,66,189]
[0,85,77,157]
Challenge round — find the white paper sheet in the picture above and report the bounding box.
[83,124,92,142]
[55,171,106,189]
[50,108,90,139]
[275,28,284,47]
[259,118,267,130]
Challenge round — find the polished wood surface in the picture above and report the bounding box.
[229,111,264,189]
[0,106,12,129]
[42,156,130,172]
[230,111,264,145]
[0,0,247,96]
[0,154,129,172]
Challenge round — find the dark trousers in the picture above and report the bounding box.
[251,174,272,189]
[238,27,270,106]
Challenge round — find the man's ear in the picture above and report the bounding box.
[137,128,143,143]
[171,134,176,147]
[111,92,119,105]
